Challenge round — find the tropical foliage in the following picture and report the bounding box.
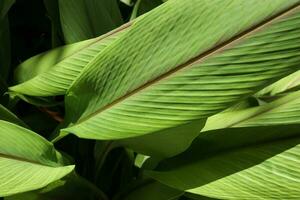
[1,0,300,199]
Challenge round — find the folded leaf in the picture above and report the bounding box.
[0,120,74,197]
[62,1,300,141]
[203,90,300,131]
[256,70,300,97]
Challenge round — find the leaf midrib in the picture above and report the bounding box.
[76,4,300,125]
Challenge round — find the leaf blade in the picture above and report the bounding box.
[63,1,300,141]
[0,120,74,197]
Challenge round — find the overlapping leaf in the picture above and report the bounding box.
[203,90,300,131]
[148,134,300,200]
[256,70,300,98]
[147,91,300,199]
[0,120,74,197]
[10,28,128,96]
[61,0,300,142]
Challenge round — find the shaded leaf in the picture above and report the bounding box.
[5,173,107,200]
[122,181,183,200]
[0,0,14,81]
[119,119,205,158]
[0,104,28,127]
[59,0,123,43]
[43,0,63,47]
[130,0,163,20]
[148,133,300,200]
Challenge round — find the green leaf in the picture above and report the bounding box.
[119,119,206,158]
[43,0,63,47]
[5,173,108,200]
[130,0,163,20]
[10,28,128,97]
[203,90,300,132]
[120,0,134,6]
[0,104,28,127]
[146,91,300,199]
[256,70,300,98]
[147,131,300,200]
[0,0,14,19]
[13,38,97,84]
[62,1,300,142]
[58,0,123,43]
[0,120,74,197]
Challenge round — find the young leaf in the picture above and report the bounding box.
[62,1,300,142]
[0,120,74,197]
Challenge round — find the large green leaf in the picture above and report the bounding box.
[59,0,123,43]
[146,91,300,199]
[10,28,128,97]
[148,132,300,200]
[0,120,74,197]
[61,1,300,142]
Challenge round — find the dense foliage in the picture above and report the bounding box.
[1,0,300,199]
